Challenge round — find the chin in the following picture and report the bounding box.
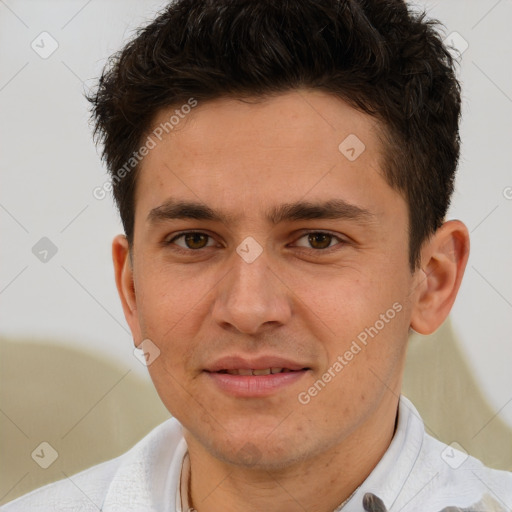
[219,440,307,471]
[205,423,309,468]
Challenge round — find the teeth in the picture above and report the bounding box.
[252,368,271,376]
[223,368,287,375]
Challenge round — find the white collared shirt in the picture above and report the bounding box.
[2,396,511,512]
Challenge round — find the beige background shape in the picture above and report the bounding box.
[1,322,511,505]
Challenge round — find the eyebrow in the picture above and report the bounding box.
[147,198,376,226]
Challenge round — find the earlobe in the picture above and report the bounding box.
[410,220,470,335]
[112,234,142,342]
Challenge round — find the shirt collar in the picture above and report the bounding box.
[102,421,187,512]
[341,395,424,511]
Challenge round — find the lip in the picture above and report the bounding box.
[205,355,308,373]
[204,355,310,398]
[206,370,309,397]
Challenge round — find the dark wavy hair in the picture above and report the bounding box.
[88,0,461,270]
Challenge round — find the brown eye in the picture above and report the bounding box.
[307,233,333,249]
[169,232,215,250]
[183,233,209,249]
[293,231,342,251]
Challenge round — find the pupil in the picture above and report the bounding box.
[309,233,331,249]
[186,233,207,249]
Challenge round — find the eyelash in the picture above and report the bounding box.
[165,230,346,254]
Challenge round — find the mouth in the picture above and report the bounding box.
[216,367,306,376]
[204,357,310,397]
[206,355,309,373]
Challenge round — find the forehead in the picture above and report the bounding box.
[135,90,401,223]
[146,90,380,160]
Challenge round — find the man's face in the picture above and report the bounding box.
[125,90,418,468]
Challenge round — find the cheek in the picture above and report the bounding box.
[136,261,203,328]
[292,266,406,339]
[303,271,410,390]
[297,312,408,435]
[133,271,201,386]
[146,359,197,420]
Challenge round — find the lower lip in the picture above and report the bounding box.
[205,370,308,397]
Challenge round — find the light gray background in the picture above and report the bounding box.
[1,0,511,426]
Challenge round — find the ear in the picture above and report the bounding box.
[112,234,142,346]
[410,220,470,335]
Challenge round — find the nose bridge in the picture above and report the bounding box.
[230,249,272,301]
[212,244,291,334]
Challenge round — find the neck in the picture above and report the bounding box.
[183,395,400,512]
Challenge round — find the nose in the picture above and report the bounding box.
[211,247,292,335]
